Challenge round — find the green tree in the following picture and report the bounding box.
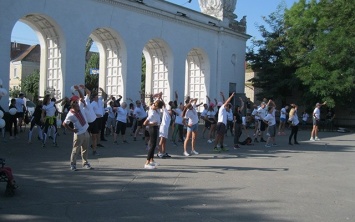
[284,0,355,108]
[246,2,302,104]
[141,54,146,92]
[85,52,99,91]
[21,69,40,101]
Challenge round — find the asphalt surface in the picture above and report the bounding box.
[0,125,354,222]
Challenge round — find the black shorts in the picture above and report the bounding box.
[216,122,226,136]
[204,119,211,129]
[115,121,127,135]
[259,120,266,132]
[137,117,147,127]
[16,112,24,119]
[88,119,100,134]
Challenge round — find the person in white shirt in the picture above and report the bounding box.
[15,93,25,132]
[63,96,92,171]
[212,92,235,152]
[310,102,326,141]
[263,105,277,147]
[200,103,209,139]
[41,95,64,147]
[171,103,184,145]
[113,102,129,144]
[133,100,148,141]
[182,98,200,156]
[278,105,289,135]
[143,93,164,169]
[157,103,172,158]
[105,101,116,136]
[288,104,300,145]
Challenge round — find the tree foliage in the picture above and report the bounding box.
[85,52,99,91]
[21,69,40,101]
[284,0,355,107]
[246,2,302,105]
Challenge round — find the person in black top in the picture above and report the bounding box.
[28,100,44,143]
[233,97,244,149]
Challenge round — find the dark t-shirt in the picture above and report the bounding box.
[233,111,242,124]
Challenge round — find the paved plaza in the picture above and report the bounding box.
[0,126,354,222]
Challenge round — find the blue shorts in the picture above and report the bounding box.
[187,123,198,132]
[280,118,286,123]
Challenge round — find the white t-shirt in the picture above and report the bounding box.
[134,106,147,119]
[302,113,309,122]
[64,108,89,135]
[313,107,320,120]
[264,113,276,126]
[185,104,199,125]
[91,101,102,117]
[146,108,161,125]
[15,98,25,112]
[227,109,233,121]
[251,108,260,120]
[42,101,56,117]
[257,106,268,120]
[217,104,228,125]
[83,95,96,123]
[280,107,287,119]
[174,108,183,125]
[289,110,299,126]
[116,107,128,123]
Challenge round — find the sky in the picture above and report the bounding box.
[11,0,297,49]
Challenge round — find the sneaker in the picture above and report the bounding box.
[254,138,259,143]
[191,150,199,155]
[213,147,220,152]
[265,144,271,148]
[173,142,178,146]
[217,144,221,148]
[266,133,270,137]
[183,151,190,156]
[101,138,108,141]
[123,140,129,144]
[53,142,58,147]
[163,153,171,158]
[70,165,77,171]
[97,143,104,147]
[93,151,100,156]
[42,143,45,148]
[207,139,213,143]
[150,161,160,166]
[221,147,229,151]
[272,144,278,147]
[144,163,156,169]
[289,142,293,145]
[294,142,300,145]
[83,163,92,169]
[315,137,320,141]
[223,144,228,147]
[260,138,266,142]
[157,153,164,158]
[233,145,240,149]
[310,137,315,141]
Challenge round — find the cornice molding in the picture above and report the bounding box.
[94,0,249,40]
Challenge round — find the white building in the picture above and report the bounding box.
[0,0,249,110]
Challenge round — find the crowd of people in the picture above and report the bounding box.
[0,87,332,171]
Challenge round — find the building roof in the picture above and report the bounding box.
[11,43,40,63]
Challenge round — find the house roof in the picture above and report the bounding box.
[11,43,40,63]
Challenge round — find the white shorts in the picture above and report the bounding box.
[159,125,169,138]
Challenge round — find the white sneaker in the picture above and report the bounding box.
[150,161,160,166]
[310,137,315,141]
[207,139,213,143]
[144,163,156,169]
[217,144,221,148]
[191,150,199,155]
[183,151,190,156]
[315,137,320,141]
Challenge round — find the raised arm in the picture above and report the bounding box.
[239,97,244,111]
[220,92,226,103]
[224,92,235,106]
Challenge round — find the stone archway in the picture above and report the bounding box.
[186,48,209,110]
[20,14,63,99]
[90,28,126,98]
[143,39,172,102]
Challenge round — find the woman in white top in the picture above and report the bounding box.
[143,93,164,169]
[288,104,299,145]
[310,102,326,141]
[182,98,199,156]
[263,105,277,147]
[113,102,129,144]
[157,102,172,158]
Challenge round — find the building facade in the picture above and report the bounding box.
[0,0,249,110]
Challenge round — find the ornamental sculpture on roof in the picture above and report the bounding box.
[198,0,246,33]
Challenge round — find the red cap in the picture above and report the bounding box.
[70,95,79,102]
